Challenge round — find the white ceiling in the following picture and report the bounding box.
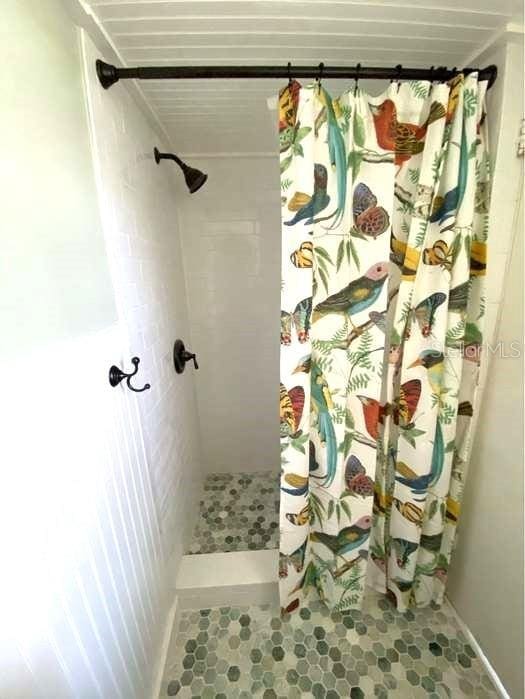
[87,0,523,154]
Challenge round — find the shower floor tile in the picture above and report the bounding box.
[186,471,279,554]
[160,590,497,698]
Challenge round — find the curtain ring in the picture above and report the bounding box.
[437,66,447,83]
[317,62,324,92]
[287,61,292,88]
[396,64,402,92]
[354,62,361,96]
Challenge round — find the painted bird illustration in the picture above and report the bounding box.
[395,420,444,498]
[356,395,383,441]
[312,261,389,326]
[429,121,469,224]
[313,88,347,228]
[408,349,444,397]
[310,515,372,561]
[293,354,312,375]
[357,379,421,439]
[371,99,446,170]
[284,163,330,226]
[281,472,308,497]
[310,363,337,486]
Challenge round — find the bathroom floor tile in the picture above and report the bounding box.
[186,471,279,554]
[160,590,498,698]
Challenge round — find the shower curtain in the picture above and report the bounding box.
[279,74,490,613]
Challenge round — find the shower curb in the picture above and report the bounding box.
[175,549,279,610]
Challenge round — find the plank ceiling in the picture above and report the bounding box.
[87,0,522,154]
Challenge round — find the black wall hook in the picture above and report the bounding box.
[287,61,293,87]
[109,357,151,393]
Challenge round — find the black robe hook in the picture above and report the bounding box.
[354,63,361,96]
[287,61,293,88]
[109,357,150,393]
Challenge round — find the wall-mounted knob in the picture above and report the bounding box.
[173,339,199,374]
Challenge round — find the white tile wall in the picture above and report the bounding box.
[81,34,204,571]
[176,156,282,474]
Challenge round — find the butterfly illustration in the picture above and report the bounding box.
[279,539,307,578]
[344,455,374,497]
[394,379,422,429]
[392,537,418,569]
[394,498,423,526]
[290,241,313,268]
[410,291,447,337]
[281,297,312,345]
[280,384,305,438]
[423,239,453,271]
[285,505,310,526]
[351,183,390,239]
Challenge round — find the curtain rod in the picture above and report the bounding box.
[96,60,497,91]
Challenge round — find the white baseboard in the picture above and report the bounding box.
[445,597,510,699]
[176,549,279,610]
[150,593,180,699]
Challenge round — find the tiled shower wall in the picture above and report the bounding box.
[177,156,282,474]
[82,34,203,570]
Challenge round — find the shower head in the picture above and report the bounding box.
[153,147,208,193]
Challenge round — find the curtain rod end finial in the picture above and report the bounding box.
[96,59,119,90]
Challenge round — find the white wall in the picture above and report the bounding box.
[0,0,117,357]
[0,2,166,698]
[177,155,282,474]
[1,2,203,697]
[447,30,524,699]
[81,35,203,571]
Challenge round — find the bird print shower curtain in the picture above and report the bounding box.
[279,74,490,614]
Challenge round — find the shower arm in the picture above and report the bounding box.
[96,60,497,91]
[154,149,184,167]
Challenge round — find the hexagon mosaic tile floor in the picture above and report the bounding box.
[160,589,497,698]
[186,471,279,554]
